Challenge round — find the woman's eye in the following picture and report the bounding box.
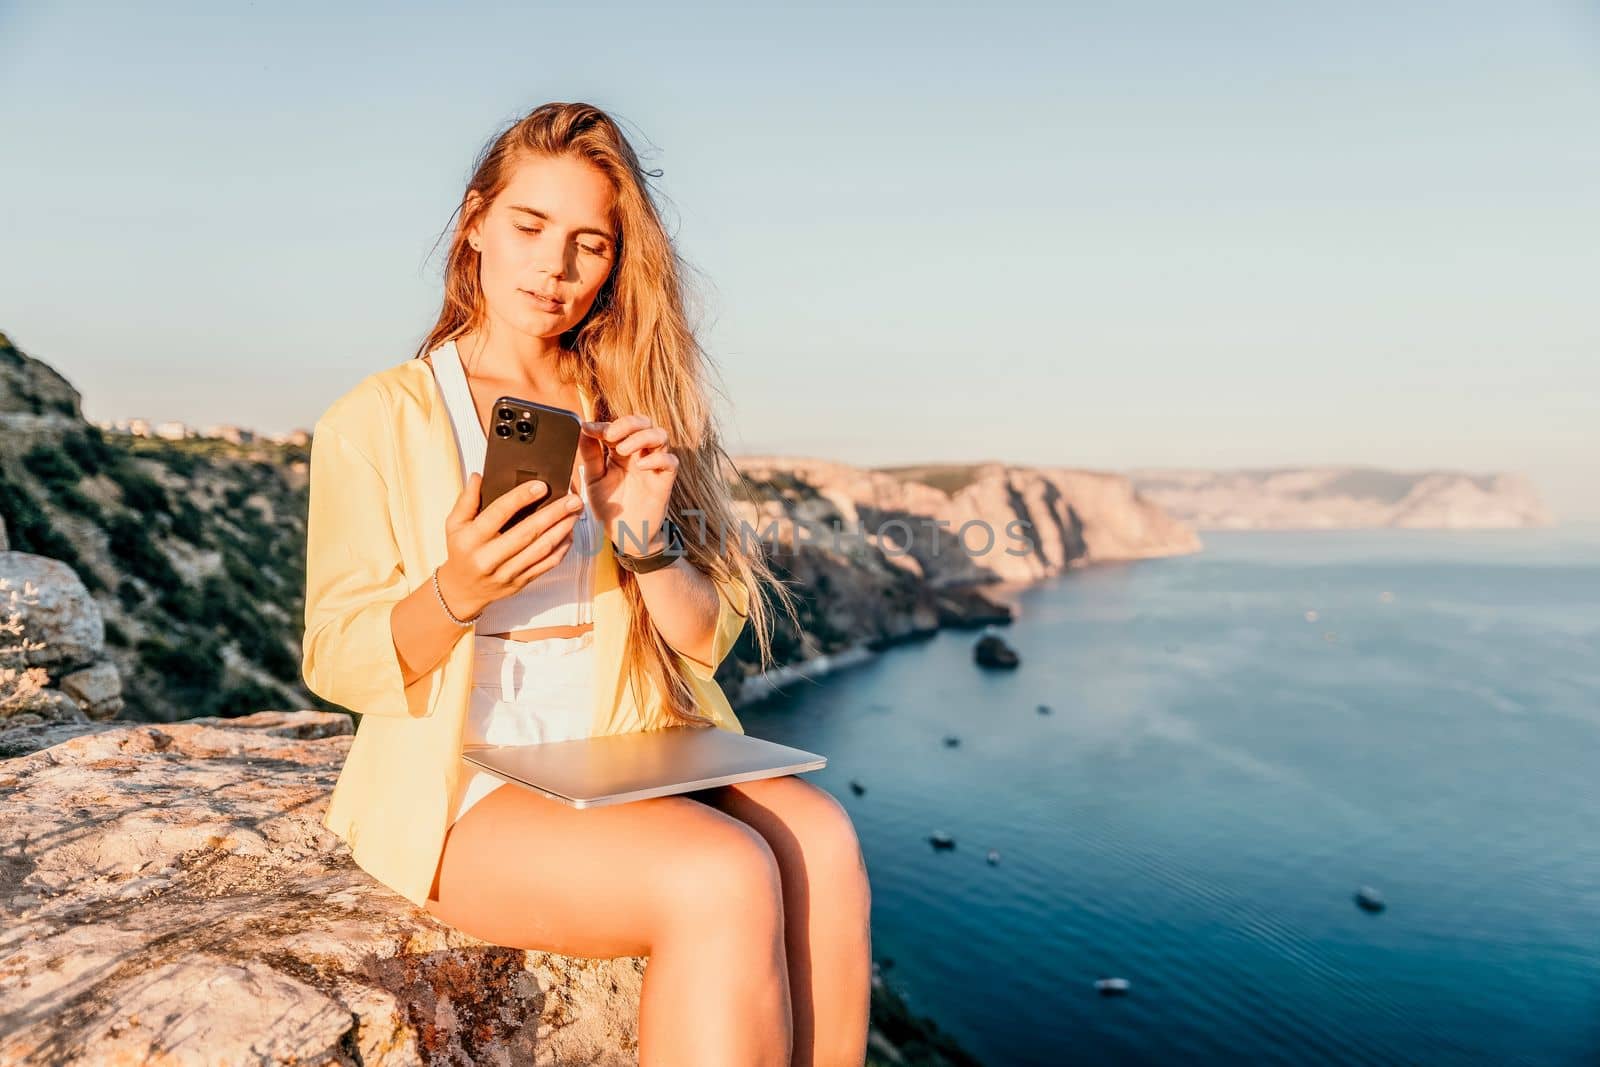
[514,225,603,256]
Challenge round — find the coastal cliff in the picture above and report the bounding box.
[1128,466,1552,529]
[717,455,1200,702]
[735,457,1201,583]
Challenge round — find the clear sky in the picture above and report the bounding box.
[2,1,1596,519]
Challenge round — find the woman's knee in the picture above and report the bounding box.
[724,778,871,903]
[652,809,785,935]
[799,786,869,885]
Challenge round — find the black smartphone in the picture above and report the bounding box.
[479,395,582,535]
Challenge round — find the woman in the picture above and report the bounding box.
[300,102,872,1067]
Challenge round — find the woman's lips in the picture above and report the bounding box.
[522,290,563,312]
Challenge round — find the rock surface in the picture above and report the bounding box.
[0,713,650,1066]
[0,712,969,1067]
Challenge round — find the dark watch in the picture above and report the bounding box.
[612,518,686,574]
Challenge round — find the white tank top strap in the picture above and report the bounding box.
[432,340,487,473]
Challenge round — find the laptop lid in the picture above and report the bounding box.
[461,725,827,809]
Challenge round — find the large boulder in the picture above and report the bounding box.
[0,552,105,673]
[0,551,122,727]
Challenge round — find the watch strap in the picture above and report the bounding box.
[612,518,686,574]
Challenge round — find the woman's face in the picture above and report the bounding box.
[466,153,618,339]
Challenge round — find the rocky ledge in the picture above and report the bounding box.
[0,712,973,1066]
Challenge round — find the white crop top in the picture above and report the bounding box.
[429,340,596,632]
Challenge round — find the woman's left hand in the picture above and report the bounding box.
[578,414,679,553]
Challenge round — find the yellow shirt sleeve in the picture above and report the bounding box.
[300,421,438,719]
[675,569,751,682]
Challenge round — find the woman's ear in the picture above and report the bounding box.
[460,191,485,251]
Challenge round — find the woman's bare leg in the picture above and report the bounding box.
[685,776,872,1067]
[425,783,793,1067]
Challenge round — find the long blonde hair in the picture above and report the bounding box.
[413,101,799,725]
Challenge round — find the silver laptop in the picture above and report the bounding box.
[461,725,827,809]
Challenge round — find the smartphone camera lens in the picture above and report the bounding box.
[497,406,515,421]
[515,419,533,435]
[493,423,511,438]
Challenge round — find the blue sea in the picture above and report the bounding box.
[736,527,1600,1066]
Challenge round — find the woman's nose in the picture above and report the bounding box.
[538,246,570,279]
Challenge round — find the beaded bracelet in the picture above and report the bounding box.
[432,566,481,627]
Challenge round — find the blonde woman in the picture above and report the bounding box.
[301,102,872,1066]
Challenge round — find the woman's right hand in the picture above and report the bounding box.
[435,473,585,619]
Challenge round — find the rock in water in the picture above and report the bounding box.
[1354,886,1387,913]
[973,633,1019,669]
[849,779,866,796]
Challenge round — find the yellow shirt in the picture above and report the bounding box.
[301,356,751,905]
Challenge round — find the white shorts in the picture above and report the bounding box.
[449,629,597,826]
